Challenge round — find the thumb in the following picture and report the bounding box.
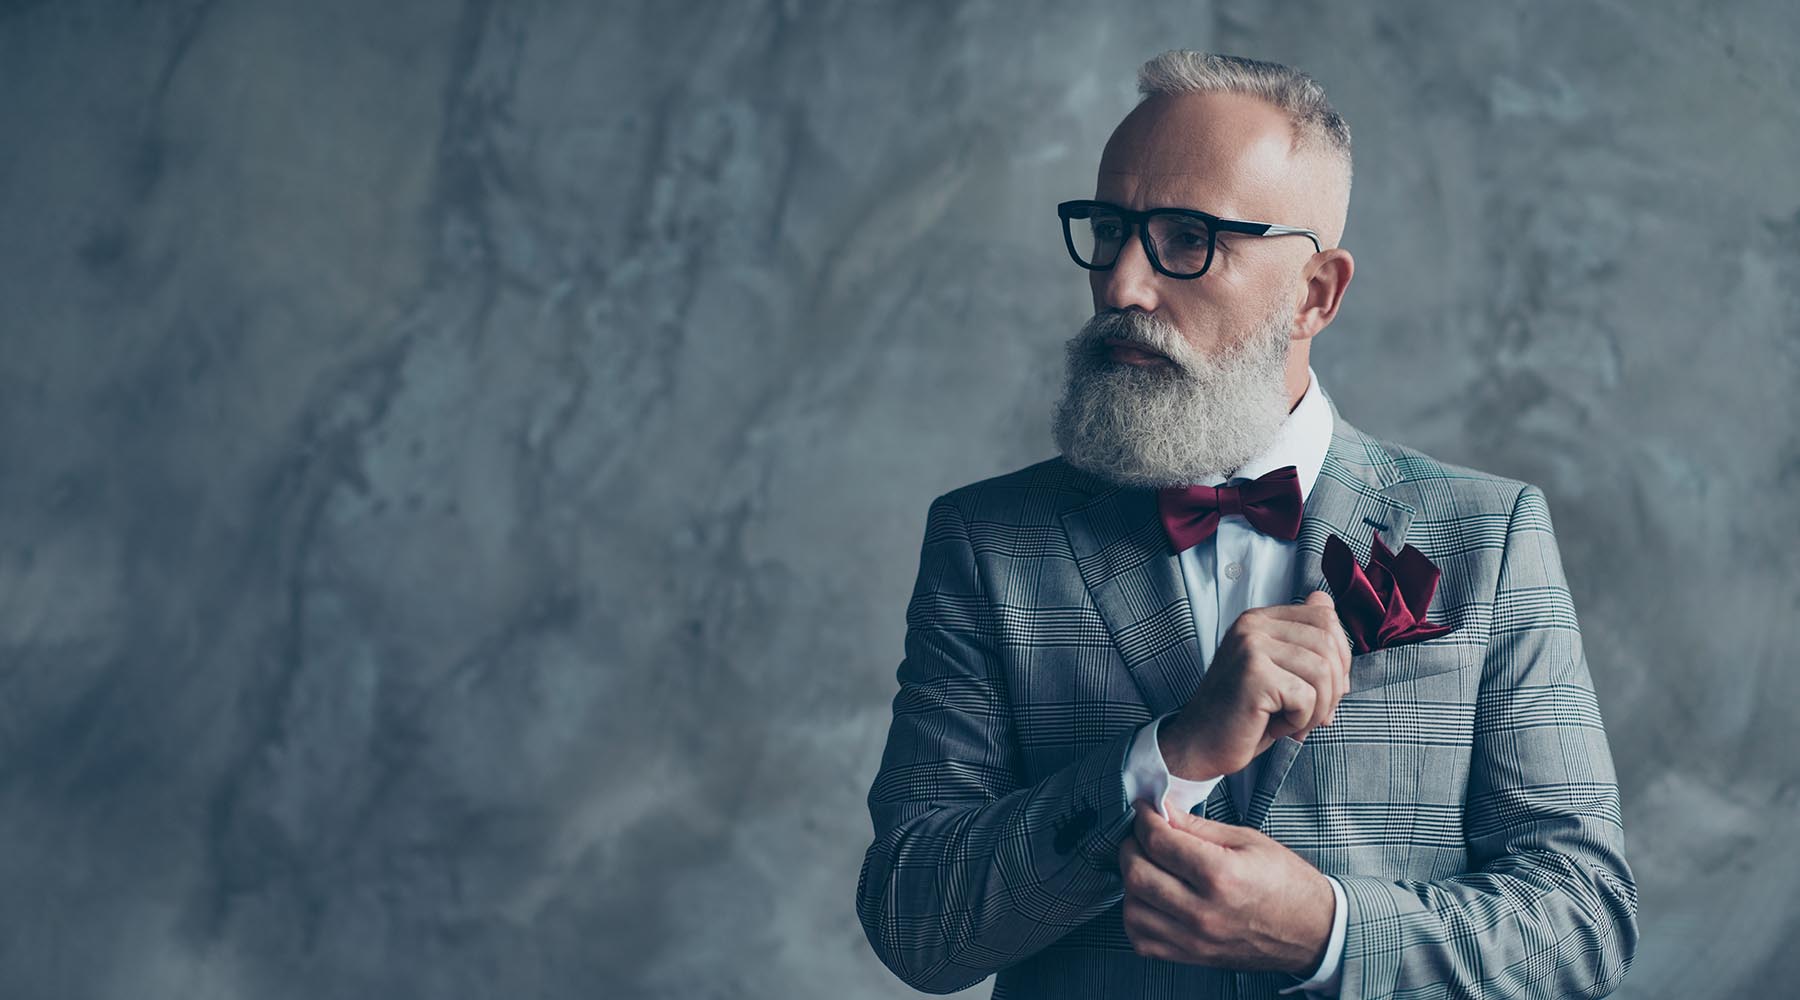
[1305,587,1353,664]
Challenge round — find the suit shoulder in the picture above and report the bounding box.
[933,455,1103,526]
[1364,432,1537,518]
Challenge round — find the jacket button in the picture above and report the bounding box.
[1052,805,1098,855]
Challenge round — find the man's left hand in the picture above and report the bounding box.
[1117,799,1335,974]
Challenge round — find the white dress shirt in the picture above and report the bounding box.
[1118,365,1347,996]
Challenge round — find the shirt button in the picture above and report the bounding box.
[1224,562,1243,580]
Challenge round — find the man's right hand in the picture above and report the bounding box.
[1157,590,1352,781]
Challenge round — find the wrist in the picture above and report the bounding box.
[1286,870,1336,977]
[1157,714,1223,782]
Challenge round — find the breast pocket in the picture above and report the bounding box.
[1286,638,1478,879]
[1345,639,1473,696]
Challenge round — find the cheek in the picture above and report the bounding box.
[1160,295,1231,348]
[1187,286,1268,337]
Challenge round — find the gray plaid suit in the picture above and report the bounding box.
[855,393,1638,998]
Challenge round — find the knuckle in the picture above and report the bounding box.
[1212,869,1246,902]
[1133,827,1159,859]
[1303,647,1332,677]
[1189,908,1219,942]
[1250,632,1281,659]
[1127,924,1150,954]
[1294,684,1317,713]
[1240,653,1271,684]
[1121,862,1146,895]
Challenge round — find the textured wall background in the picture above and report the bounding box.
[1,1,1795,997]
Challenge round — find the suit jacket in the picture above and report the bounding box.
[855,394,1639,999]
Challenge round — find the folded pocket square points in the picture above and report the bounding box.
[1322,532,1457,655]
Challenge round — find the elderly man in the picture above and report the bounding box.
[855,51,1638,999]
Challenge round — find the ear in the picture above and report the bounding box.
[1291,247,1354,341]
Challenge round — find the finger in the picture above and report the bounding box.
[1247,597,1345,642]
[1260,599,1353,675]
[1122,891,1196,956]
[1321,602,1350,725]
[1269,610,1350,678]
[1131,799,1158,849]
[1318,629,1348,730]
[1120,829,1207,923]
[1244,614,1343,658]
[1248,597,1329,620]
[1260,633,1346,733]
[1135,798,1181,858]
[1257,660,1319,742]
[1246,614,1346,734]
[1132,797,1163,826]
[1304,589,1355,676]
[1116,820,1173,899]
[1136,803,1231,892]
[1317,591,1354,699]
[1119,822,1145,872]
[1219,622,1337,739]
[1288,633,1346,733]
[1229,604,1352,694]
[1238,614,1350,701]
[1170,811,1259,850]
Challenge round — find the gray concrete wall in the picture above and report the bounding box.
[1,1,1794,997]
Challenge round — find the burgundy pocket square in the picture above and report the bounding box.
[1322,532,1457,655]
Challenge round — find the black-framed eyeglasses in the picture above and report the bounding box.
[1056,199,1322,279]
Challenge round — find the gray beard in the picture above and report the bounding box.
[1050,303,1294,489]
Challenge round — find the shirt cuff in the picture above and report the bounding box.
[1121,711,1223,818]
[1278,874,1347,996]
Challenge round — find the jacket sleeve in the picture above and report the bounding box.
[855,493,1142,994]
[1334,484,1640,999]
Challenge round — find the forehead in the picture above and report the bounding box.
[1096,92,1300,220]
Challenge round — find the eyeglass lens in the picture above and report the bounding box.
[1066,207,1215,275]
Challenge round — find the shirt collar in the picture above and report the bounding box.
[1205,365,1334,502]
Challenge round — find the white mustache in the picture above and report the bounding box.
[1080,310,1182,362]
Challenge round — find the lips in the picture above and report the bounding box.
[1104,338,1171,364]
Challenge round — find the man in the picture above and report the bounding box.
[855,50,1638,999]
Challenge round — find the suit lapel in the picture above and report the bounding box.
[1246,396,1416,830]
[1058,481,1200,724]
[1058,392,1418,831]
[1287,396,1417,605]
[1058,469,1244,824]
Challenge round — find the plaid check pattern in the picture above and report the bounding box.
[855,394,1638,998]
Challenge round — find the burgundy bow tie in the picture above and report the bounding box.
[1157,465,1304,553]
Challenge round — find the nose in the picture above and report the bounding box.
[1091,224,1161,313]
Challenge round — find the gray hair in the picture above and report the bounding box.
[1136,51,1352,189]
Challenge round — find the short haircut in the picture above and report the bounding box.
[1136,51,1353,195]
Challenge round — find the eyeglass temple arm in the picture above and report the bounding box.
[1254,223,1323,253]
